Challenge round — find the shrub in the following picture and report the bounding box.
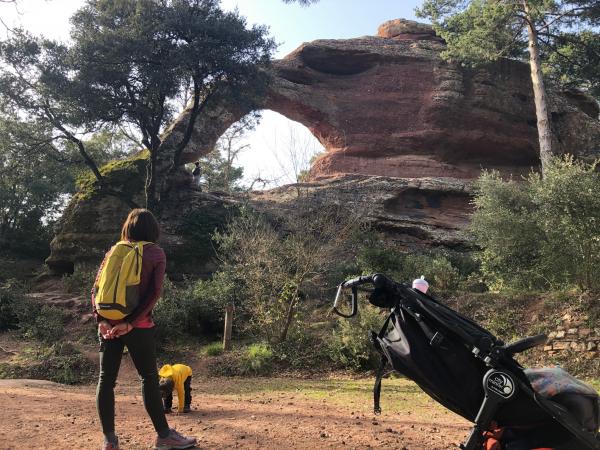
[154,275,232,342]
[471,156,600,291]
[202,342,224,357]
[356,243,467,293]
[0,280,25,331]
[19,305,68,343]
[272,331,334,372]
[0,343,95,385]
[62,264,97,297]
[214,205,362,343]
[328,300,386,371]
[242,343,274,375]
[0,282,68,341]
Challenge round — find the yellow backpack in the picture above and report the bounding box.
[94,241,150,320]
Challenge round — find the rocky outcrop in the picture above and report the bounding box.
[47,183,240,276]
[47,19,600,274]
[250,174,473,250]
[172,19,600,180]
[266,20,600,180]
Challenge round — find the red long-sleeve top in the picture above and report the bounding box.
[91,242,166,328]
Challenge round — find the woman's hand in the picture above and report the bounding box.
[98,321,112,339]
[108,322,133,338]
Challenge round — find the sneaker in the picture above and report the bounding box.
[154,428,197,450]
[102,437,119,450]
[182,406,191,413]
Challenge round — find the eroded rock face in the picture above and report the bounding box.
[154,19,600,181]
[47,187,240,276]
[250,175,473,251]
[47,19,600,274]
[265,23,600,180]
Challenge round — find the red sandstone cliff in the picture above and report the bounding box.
[262,19,600,180]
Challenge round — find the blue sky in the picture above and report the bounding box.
[0,0,425,187]
[222,0,421,57]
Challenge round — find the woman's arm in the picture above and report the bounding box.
[125,248,166,327]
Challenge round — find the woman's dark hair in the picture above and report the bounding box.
[120,208,160,242]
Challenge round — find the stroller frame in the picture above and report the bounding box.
[333,274,600,450]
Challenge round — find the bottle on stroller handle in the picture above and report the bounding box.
[412,275,429,293]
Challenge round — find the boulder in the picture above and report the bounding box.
[377,19,440,40]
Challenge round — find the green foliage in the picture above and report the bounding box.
[417,0,599,64]
[61,264,96,297]
[242,343,274,375]
[197,150,244,192]
[328,301,385,371]
[0,280,25,331]
[416,1,600,106]
[18,305,69,343]
[356,240,471,293]
[201,342,224,357]
[0,117,75,256]
[0,343,95,385]
[0,282,68,342]
[170,205,238,272]
[154,276,233,342]
[545,31,600,100]
[471,156,600,291]
[0,0,275,210]
[417,0,526,64]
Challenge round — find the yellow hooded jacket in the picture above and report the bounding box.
[158,364,193,411]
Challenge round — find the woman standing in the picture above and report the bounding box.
[92,209,196,450]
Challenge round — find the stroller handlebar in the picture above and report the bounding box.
[332,273,394,318]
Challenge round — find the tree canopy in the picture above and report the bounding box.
[416,0,600,173]
[0,0,275,210]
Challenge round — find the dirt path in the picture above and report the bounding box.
[0,374,470,450]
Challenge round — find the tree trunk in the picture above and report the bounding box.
[279,287,299,343]
[523,1,553,175]
[146,150,160,213]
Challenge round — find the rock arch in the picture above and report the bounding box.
[47,19,600,275]
[165,19,600,185]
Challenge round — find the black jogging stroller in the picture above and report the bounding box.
[332,273,600,450]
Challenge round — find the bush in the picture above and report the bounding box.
[328,300,386,371]
[0,281,68,342]
[19,305,68,343]
[0,280,25,331]
[356,243,468,293]
[62,264,97,297]
[201,342,224,357]
[271,331,334,372]
[242,343,274,375]
[214,205,362,343]
[0,343,95,385]
[154,275,232,342]
[472,156,600,291]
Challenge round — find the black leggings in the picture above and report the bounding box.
[97,327,169,437]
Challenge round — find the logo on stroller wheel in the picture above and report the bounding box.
[485,371,515,399]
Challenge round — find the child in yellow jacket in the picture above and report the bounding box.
[158,364,193,413]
